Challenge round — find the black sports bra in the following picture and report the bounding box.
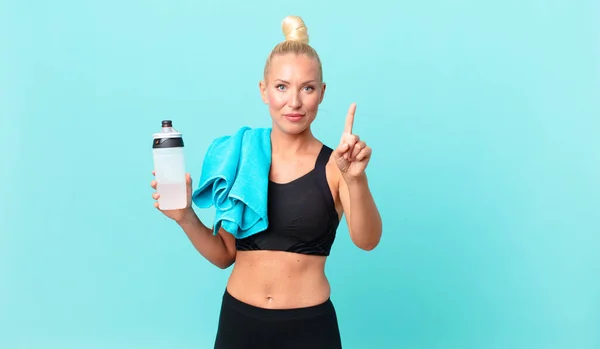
[235,144,340,256]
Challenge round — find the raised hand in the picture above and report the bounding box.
[333,103,372,181]
[151,171,195,223]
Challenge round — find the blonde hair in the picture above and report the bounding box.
[263,16,323,82]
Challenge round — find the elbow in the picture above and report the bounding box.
[215,253,236,269]
[349,215,382,252]
[357,239,380,251]
[364,243,379,251]
[217,262,234,269]
[215,259,234,269]
[351,223,382,252]
[352,232,382,251]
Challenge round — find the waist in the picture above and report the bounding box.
[227,250,330,309]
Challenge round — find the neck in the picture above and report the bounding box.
[270,126,315,155]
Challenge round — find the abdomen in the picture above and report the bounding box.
[226,250,331,309]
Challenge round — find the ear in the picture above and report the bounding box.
[319,82,327,104]
[259,80,268,104]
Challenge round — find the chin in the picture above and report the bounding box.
[275,120,311,135]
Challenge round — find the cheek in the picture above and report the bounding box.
[267,91,286,108]
[304,94,321,110]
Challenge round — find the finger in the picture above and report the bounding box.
[154,202,160,209]
[151,180,157,189]
[351,141,366,160]
[152,170,155,176]
[344,103,356,134]
[186,173,193,199]
[335,137,354,160]
[152,192,160,200]
[342,133,360,147]
[333,142,350,159]
[335,149,351,172]
[356,146,372,161]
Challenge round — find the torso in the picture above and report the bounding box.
[226,141,344,309]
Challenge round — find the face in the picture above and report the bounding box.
[259,53,326,135]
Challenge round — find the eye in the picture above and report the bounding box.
[303,86,315,92]
[275,84,286,91]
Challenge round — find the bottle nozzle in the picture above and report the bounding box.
[162,120,173,128]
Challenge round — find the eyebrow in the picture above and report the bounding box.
[274,79,317,84]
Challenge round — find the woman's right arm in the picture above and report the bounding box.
[175,209,237,269]
[151,172,237,269]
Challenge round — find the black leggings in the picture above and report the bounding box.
[214,289,343,349]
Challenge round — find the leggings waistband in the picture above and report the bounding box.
[222,288,335,320]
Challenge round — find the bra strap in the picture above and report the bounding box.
[315,144,333,169]
[313,144,337,219]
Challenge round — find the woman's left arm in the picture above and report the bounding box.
[334,103,383,251]
[339,173,382,251]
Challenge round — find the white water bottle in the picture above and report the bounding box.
[152,120,187,210]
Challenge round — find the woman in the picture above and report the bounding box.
[151,15,382,349]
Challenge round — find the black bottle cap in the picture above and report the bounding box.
[153,120,183,148]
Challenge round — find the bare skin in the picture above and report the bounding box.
[151,53,382,309]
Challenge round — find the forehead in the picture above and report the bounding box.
[268,54,320,81]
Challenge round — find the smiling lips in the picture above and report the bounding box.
[284,113,305,122]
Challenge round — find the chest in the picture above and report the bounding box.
[269,154,316,184]
[266,175,335,241]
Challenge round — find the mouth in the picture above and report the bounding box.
[284,113,305,122]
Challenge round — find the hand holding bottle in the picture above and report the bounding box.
[151,119,193,223]
[151,170,195,223]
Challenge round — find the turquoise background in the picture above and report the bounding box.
[2,0,599,348]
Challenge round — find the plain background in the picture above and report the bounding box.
[1,0,599,348]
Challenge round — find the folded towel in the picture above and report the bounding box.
[191,126,272,239]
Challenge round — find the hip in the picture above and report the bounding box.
[214,289,342,349]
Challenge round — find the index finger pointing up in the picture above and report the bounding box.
[344,102,356,134]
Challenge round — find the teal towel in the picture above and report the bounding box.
[192,126,272,239]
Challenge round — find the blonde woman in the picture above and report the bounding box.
[151,15,382,349]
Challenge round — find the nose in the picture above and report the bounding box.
[288,91,301,109]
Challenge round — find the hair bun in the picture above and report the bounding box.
[281,16,309,44]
